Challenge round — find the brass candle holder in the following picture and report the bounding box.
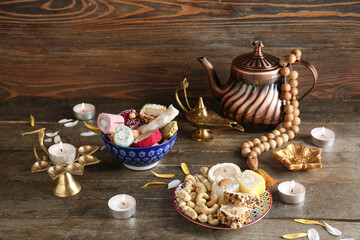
[31,128,100,197]
[175,78,244,142]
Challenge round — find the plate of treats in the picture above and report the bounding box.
[173,163,272,229]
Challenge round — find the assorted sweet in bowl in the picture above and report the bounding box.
[99,104,179,170]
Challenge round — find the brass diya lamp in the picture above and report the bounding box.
[175,78,244,142]
[31,128,100,197]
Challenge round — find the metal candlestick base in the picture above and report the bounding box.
[52,172,82,197]
[30,128,100,197]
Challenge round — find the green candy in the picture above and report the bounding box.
[114,125,134,147]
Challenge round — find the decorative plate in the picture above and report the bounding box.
[173,174,272,229]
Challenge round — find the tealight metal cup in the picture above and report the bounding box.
[108,194,136,219]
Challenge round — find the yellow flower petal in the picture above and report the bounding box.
[140,182,167,188]
[151,171,174,179]
[84,121,99,130]
[181,162,189,175]
[22,128,46,136]
[294,219,325,227]
[281,233,308,239]
[30,115,35,127]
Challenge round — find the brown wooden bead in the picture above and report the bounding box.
[253,147,262,156]
[241,147,251,157]
[256,143,265,152]
[287,130,295,140]
[272,129,281,136]
[282,121,292,128]
[281,83,291,92]
[293,108,300,117]
[289,70,298,80]
[291,125,300,134]
[268,139,277,149]
[240,142,250,149]
[275,136,284,147]
[266,133,275,139]
[290,87,298,96]
[292,116,301,126]
[281,133,289,143]
[263,142,270,151]
[247,141,255,148]
[286,100,291,105]
[279,57,288,67]
[291,100,299,108]
[259,135,268,143]
[278,127,286,133]
[292,96,297,100]
[252,138,261,145]
[292,49,302,60]
[284,113,294,122]
[289,79,298,88]
[284,105,294,114]
[282,92,292,101]
[287,54,297,64]
[281,67,290,77]
[247,153,258,170]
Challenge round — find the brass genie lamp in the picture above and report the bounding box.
[175,78,244,142]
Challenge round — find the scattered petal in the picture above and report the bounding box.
[80,131,97,137]
[282,233,308,239]
[324,221,342,236]
[100,145,106,151]
[340,238,357,240]
[46,131,59,137]
[22,128,46,136]
[308,228,320,240]
[30,115,35,127]
[54,135,61,144]
[84,121,99,130]
[64,120,79,127]
[168,179,180,190]
[44,138,53,143]
[140,182,166,188]
[181,162,189,175]
[294,219,324,227]
[151,171,174,179]
[58,118,73,124]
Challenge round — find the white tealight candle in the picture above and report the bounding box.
[108,194,136,219]
[48,141,76,165]
[278,180,306,204]
[311,126,335,147]
[73,102,95,120]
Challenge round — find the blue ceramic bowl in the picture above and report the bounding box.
[101,131,177,170]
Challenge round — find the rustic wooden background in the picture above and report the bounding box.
[0,0,359,101]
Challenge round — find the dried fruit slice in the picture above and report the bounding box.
[234,170,265,196]
[217,205,252,229]
[208,163,241,183]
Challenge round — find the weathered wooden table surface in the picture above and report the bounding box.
[0,98,359,239]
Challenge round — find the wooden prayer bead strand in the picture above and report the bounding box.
[242,49,303,169]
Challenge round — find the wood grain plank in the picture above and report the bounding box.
[0,1,359,100]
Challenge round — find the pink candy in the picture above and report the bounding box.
[97,113,124,134]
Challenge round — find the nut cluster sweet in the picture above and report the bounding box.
[240,49,302,170]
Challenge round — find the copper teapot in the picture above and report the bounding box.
[198,40,318,132]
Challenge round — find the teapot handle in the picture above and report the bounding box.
[293,60,318,101]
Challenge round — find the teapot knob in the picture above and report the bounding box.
[252,40,264,56]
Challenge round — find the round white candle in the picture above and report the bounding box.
[108,194,136,219]
[278,180,306,204]
[48,142,76,165]
[73,103,95,120]
[311,127,335,147]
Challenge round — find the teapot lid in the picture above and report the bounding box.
[232,41,279,71]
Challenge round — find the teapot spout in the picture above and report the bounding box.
[197,57,223,100]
